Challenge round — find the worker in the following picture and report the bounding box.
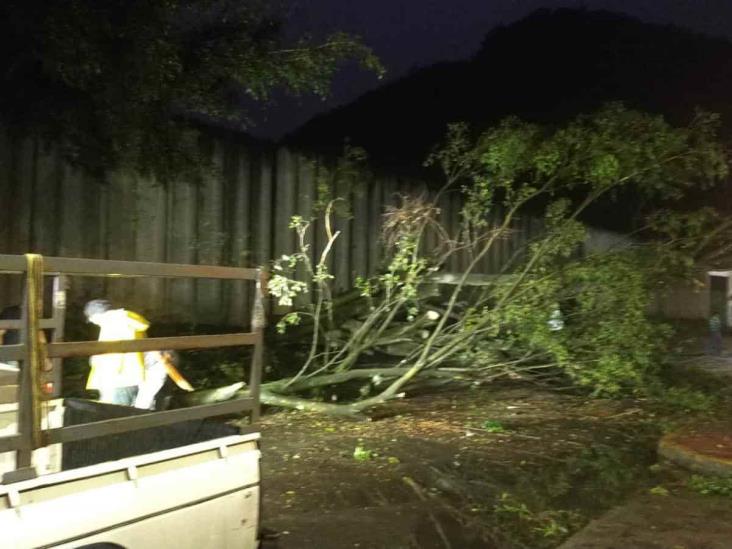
[84,299,149,406]
[84,299,194,408]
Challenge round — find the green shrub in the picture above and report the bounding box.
[688,475,732,497]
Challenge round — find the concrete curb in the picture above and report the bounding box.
[659,429,732,477]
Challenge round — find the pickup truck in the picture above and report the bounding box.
[0,254,266,549]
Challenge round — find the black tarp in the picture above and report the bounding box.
[61,398,239,470]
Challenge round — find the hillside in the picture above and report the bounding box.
[287,8,732,178]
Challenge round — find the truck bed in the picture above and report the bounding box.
[0,432,261,548]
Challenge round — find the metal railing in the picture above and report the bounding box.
[0,254,266,479]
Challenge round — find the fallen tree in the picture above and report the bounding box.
[262,104,728,416]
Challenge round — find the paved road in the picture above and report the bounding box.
[559,491,732,549]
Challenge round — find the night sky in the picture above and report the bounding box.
[250,0,732,139]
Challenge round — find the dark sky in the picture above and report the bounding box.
[250,0,732,139]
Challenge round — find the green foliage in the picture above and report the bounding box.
[568,445,646,495]
[648,208,732,276]
[485,249,670,396]
[425,122,482,183]
[493,492,583,548]
[447,103,727,214]
[688,475,732,497]
[481,419,507,433]
[0,1,383,181]
[538,104,728,199]
[423,106,726,399]
[353,444,374,461]
[271,193,442,379]
[269,262,309,308]
[493,492,532,521]
[558,251,673,396]
[276,312,302,335]
[654,386,718,414]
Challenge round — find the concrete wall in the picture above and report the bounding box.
[652,277,710,320]
[584,227,633,254]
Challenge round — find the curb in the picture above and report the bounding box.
[658,430,732,477]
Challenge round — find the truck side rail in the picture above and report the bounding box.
[0,253,266,479]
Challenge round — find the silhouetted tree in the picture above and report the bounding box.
[0,0,381,180]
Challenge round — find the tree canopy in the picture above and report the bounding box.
[0,0,382,180]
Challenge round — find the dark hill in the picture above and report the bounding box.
[286,8,732,176]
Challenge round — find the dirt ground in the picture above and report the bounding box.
[254,379,732,549]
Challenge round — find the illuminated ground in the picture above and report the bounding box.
[256,381,732,549]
